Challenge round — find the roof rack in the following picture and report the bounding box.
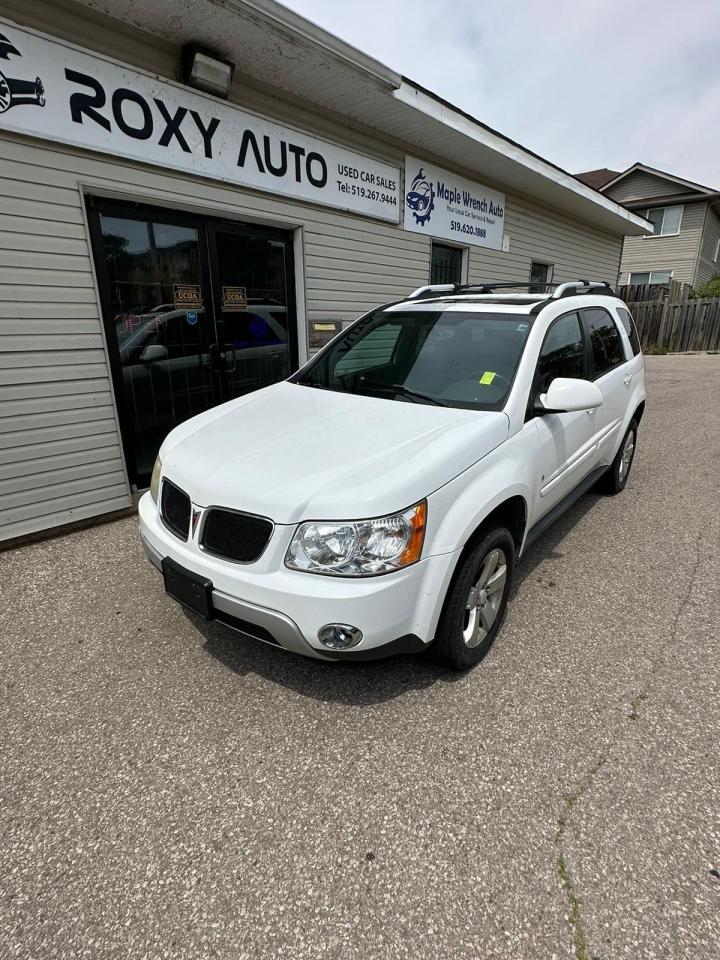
[551,280,615,298]
[408,281,554,300]
[407,280,617,301]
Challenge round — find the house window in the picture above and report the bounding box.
[645,205,683,236]
[430,243,464,284]
[529,260,554,292]
[714,238,720,263]
[628,270,672,285]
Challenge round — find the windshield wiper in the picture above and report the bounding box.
[391,384,450,406]
[358,375,449,406]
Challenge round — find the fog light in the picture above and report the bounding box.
[318,624,363,650]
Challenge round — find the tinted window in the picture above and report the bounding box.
[123,309,204,361]
[222,310,287,351]
[296,310,532,411]
[157,311,204,359]
[616,307,642,357]
[583,308,624,377]
[536,312,585,394]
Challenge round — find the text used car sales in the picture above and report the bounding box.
[0,21,401,221]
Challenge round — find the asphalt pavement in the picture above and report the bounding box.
[1,354,719,959]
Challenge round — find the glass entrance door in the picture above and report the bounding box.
[89,200,297,487]
[208,225,296,403]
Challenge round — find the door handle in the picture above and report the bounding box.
[222,343,236,373]
[624,373,632,386]
[209,343,236,374]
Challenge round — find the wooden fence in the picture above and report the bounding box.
[616,282,720,352]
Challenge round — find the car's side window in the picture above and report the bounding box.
[582,307,625,377]
[616,306,642,357]
[535,311,585,395]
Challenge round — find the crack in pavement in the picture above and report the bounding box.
[554,754,606,960]
[626,528,703,721]
[553,528,705,960]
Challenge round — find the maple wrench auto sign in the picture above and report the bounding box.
[0,20,401,222]
[403,157,505,249]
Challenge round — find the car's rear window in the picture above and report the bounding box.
[294,308,533,411]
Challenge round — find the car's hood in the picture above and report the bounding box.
[160,382,508,523]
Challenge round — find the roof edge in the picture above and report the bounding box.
[393,80,651,236]
[601,162,717,196]
[213,0,402,89]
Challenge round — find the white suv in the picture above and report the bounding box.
[139,280,645,670]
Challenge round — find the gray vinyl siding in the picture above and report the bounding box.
[0,156,133,542]
[0,0,630,542]
[605,171,682,204]
[616,202,705,286]
[467,196,622,286]
[695,207,720,287]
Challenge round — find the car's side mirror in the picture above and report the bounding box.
[139,343,169,363]
[535,377,603,414]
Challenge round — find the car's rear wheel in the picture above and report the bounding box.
[599,419,637,495]
[434,526,515,670]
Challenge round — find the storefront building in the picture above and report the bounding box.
[0,0,649,543]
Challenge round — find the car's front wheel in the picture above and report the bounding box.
[434,526,515,670]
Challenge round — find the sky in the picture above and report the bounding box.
[282,0,720,188]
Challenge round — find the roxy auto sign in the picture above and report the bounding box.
[0,21,400,222]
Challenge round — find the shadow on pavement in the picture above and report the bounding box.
[188,490,601,706]
[511,491,600,597]
[193,614,458,706]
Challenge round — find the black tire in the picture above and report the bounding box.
[434,526,515,670]
[598,419,638,495]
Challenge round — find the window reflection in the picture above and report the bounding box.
[214,232,292,395]
[100,215,211,483]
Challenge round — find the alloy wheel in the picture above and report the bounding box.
[463,547,507,648]
[618,430,635,481]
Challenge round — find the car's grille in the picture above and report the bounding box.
[201,509,273,563]
[160,479,191,540]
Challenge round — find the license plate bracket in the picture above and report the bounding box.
[162,557,213,619]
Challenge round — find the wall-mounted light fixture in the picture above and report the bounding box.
[182,44,234,99]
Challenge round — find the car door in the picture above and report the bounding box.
[580,307,630,466]
[614,303,645,394]
[530,310,599,517]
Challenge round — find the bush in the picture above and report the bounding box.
[691,273,720,298]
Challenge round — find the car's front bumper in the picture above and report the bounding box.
[138,493,458,661]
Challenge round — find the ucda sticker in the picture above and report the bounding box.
[0,32,45,113]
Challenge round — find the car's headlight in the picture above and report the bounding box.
[149,454,162,503]
[285,500,427,577]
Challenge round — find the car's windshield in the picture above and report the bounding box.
[294,308,533,410]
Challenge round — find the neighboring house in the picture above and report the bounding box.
[577,164,720,288]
